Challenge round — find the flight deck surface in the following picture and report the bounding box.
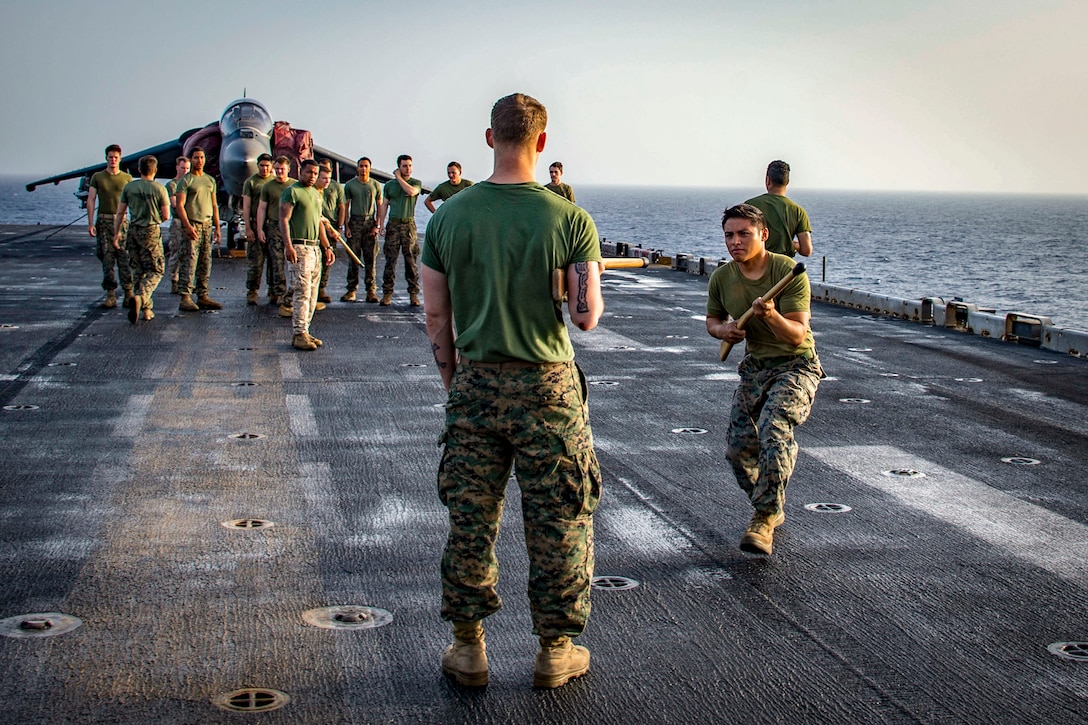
[1,225,1086,724]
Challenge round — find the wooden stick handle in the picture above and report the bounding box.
[551,257,649,301]
[337,236,364,268]
[719,262,806,361]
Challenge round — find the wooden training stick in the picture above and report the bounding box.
[719,262,806,361]
[551,257,649,302]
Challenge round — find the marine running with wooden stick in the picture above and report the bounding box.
[718,261,805,361]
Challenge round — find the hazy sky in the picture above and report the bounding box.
[1,0,1085,194]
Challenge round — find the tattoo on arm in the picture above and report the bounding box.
[431,342,447,370]
[574,262,590,313]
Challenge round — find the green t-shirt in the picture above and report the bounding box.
[260,178,296,223]
[426,178,473,203]
[383,177,423,220]
[176,172,218,223]
[280,183,323,241]
[321,180,346,224]
[744,193,811,257]
[120,178,170,227]
[422,182,603,363]
[706,252,814,359]
[242,173,272,221]
[545,182,575,203]
[344,177,382,219]
[165,178,181,214]
[89,170,133,215]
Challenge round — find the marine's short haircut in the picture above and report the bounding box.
[300,159,319,170]
[105,144,122,157]
[257,153,273,163]
[549,161,563,172]
[274,155,291,166]
[138,155,157,176]
[396,154,412,166]
[767,160,790,186]
[318,158,333,170]
[490,93,547,145]
[176,156,190,166]
[721,203,767,231]
[447,162,462,172]
[357,157,371,166]
[191,146,206,157]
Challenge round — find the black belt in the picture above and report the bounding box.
[388,217,414,223]
[464,359,567,371]
[351,215,375,221]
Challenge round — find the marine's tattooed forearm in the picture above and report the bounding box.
[431,342,448,370]
[574,261,590,313]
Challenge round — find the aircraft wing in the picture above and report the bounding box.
[25,130,203,191]
[312,144,433,195]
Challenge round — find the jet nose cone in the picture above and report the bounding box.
[219,137,267,196]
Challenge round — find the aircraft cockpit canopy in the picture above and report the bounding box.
[220,100,273,138]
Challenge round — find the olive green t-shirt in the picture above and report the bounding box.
[260,178,296,223]
[165,178,181,214]
[280,183,323,241]
[344,177,382,219]
[176,172,218,223]
[120,178,170,227]
[321,180,346,224]
[89,170,133,215]
[426,178,473,203]
[544,182,575,204]
[744,193,811,257]
[242,173,272,221]
[422,182,602,363]
[706,252,814,359]
[383,177,423,220]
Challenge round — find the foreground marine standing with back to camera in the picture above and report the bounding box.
[705,203,823,556]
[86,144,133,309]
[422,92,604,690]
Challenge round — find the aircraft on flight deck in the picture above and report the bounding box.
[25,97,405,246]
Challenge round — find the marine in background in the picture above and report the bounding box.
[544,161,575,203]
[279,159,333,351]
[165,156,190,294]
[705,203,823,556]
[174,147,222,311]
[242,153,274,305]
[341,157,383,303]
[424,162,473,213]
[315,159,346,305]
[86,144,133,308]
[256,156,296,313]
[377,154,423,306]
[112,155,170,324]
[744,160,812,257]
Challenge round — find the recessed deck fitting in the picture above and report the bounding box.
[232,381,259,387]
[401,363,426,368]
[671,427,708,435]
[954,377,983,383]
[880,372,899,377]
[589,380,619,386]
[375,335,400,339]
[665,335,689,339]
[46,362,77,367]
[1002,457,1041,466]
[237,347,256,351]
[804,503,853,513]
[212,688,290,713]
[883,469,926,478]
[1033,360,1059,365]
[848,347,873,352]
[0,612,82,638]
[302,605,393,630]
[229,432,265,440]
[838,398,870,404]
[0,324,19,329]
[610,345,637,351]
[592,576,640,590]
[1047,642,1088,662]
[3,404,39,411]
[221,518,275,530]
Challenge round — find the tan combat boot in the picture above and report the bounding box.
[197,295,223,310]
[246,290,258,305]
[441,621,488,687]
[739,509,785,556]
[380,293,392,306]
[102,290,117,309]
[278,304,293,318]
[292,333,317,351]
[340,290,356,302]
[306,333,322,347]
[365,290,379,303]
[318,288,332,303]
[534,636,589,688]
[314,301,327,311]
[178,295,199,311]
[142,308,154,321]
[409,293,421,307]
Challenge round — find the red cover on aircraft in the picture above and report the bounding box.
[182,123,222,180]
[272,121,314,177]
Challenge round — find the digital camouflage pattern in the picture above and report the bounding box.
[726,353,822,514]
[382,219,419,296]
[264,220,287,300]
[176,220,214,297]
[95,213,131,292]
[166,219,183,286]
[246,236,272,294]
[345,217,379,293]
[126,225,164,309]
[438,361,601,638]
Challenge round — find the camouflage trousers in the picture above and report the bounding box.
[95,214,131,292]
[382,219,419,296]
[438,360,601,638]
[165,219,183,284]
[318,228,337,292]
[264,221,287,300]
[245,236,274,293]
[177,220,214,297]
[345,217,378,292]
[285,244,320,336]
[125,225,164,309]
[726,352,823,515]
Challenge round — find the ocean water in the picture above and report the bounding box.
[2,176,1086,329]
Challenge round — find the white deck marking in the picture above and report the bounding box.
[112,394,153,437]
[808,445,1088,584]
[286,394,317,436]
